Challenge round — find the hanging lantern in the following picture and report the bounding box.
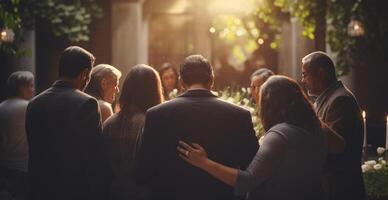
[347,19,365,37]
[0,28,15,43]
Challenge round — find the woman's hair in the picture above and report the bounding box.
[259,75,321,132]
[159,63,180,95]
[84,64,122,100]
[119,64,164,116]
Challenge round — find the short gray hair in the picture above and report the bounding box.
[250,68,274,80]
[6,71,34,98]
[84,64,122,99]
[302,51,336,83]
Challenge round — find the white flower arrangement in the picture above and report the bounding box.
[218,87,264,140]
[362,147,388,199]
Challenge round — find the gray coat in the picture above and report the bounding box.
[235,123,327,200]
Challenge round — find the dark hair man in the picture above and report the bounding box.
[301,51,365,200]
[26,46,111,200]
[135,55,259,200]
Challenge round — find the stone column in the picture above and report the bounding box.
[111,1,148,85]
[12,30,36,74]
[278,18,314,80]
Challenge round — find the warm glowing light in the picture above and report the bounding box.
[258,38,264,45]
[348,19,365,37]
[209,27,216,34]
[236,29,244,37]
[0,28,15,43]
[206,0,253,15]
[386,115,388,123]
[362,111,366,119]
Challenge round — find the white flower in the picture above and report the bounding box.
[364,160,377,166]
[227,97,234,103]
[381,160,387,165]
[377,147,386,155]
[252,116,257,123]
[242,88,247,93]
[373,164,382,170]
[243,98,250,105]
[259,136,265,146]
[362,164,372,173]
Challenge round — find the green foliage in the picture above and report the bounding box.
[0,0,33,56]
[0,0,103,56]
[34,0,103,42]
[275,0,388,75]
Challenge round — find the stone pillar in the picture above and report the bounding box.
[111,1,148,85]
[278,19,314,80]
[12,30,36,74]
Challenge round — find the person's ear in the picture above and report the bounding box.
[179,77,187,90]
[100,77,107,90]
[207,78,214,90]
[317,67,328,82]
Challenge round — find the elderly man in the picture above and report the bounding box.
[0,71,34,199]
[301,51,365,200]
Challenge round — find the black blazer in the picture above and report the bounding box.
[26,80,111,200]
[135,89,259,200]
[315,81,365,200]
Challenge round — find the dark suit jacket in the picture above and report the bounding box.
[26,80,111,200]
[315,81,365,200]
[135,89,259,200]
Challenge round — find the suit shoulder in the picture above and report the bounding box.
[215,98,253,115]
[330,86,358,105]
[146,98,178,115]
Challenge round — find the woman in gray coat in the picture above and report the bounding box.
[178,75,327,200]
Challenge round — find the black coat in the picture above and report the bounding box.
[26,80,111,200]
[315,81,365,200]
[135,89,259,200]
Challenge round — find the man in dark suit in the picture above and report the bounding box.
[301,51,365,200]
[135,55,259,200]
[26,46,111,200]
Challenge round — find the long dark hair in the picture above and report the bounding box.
[119,64,164,116]
[260,75,321,132]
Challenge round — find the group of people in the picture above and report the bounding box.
[0,45,365,200]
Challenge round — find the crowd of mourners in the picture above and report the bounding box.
[0,46,365,200]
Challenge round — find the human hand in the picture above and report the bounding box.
[177,140,208,168]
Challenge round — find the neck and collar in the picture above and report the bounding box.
[180,83,216,98]
[54,77,86,91]
[314,80,343,109]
